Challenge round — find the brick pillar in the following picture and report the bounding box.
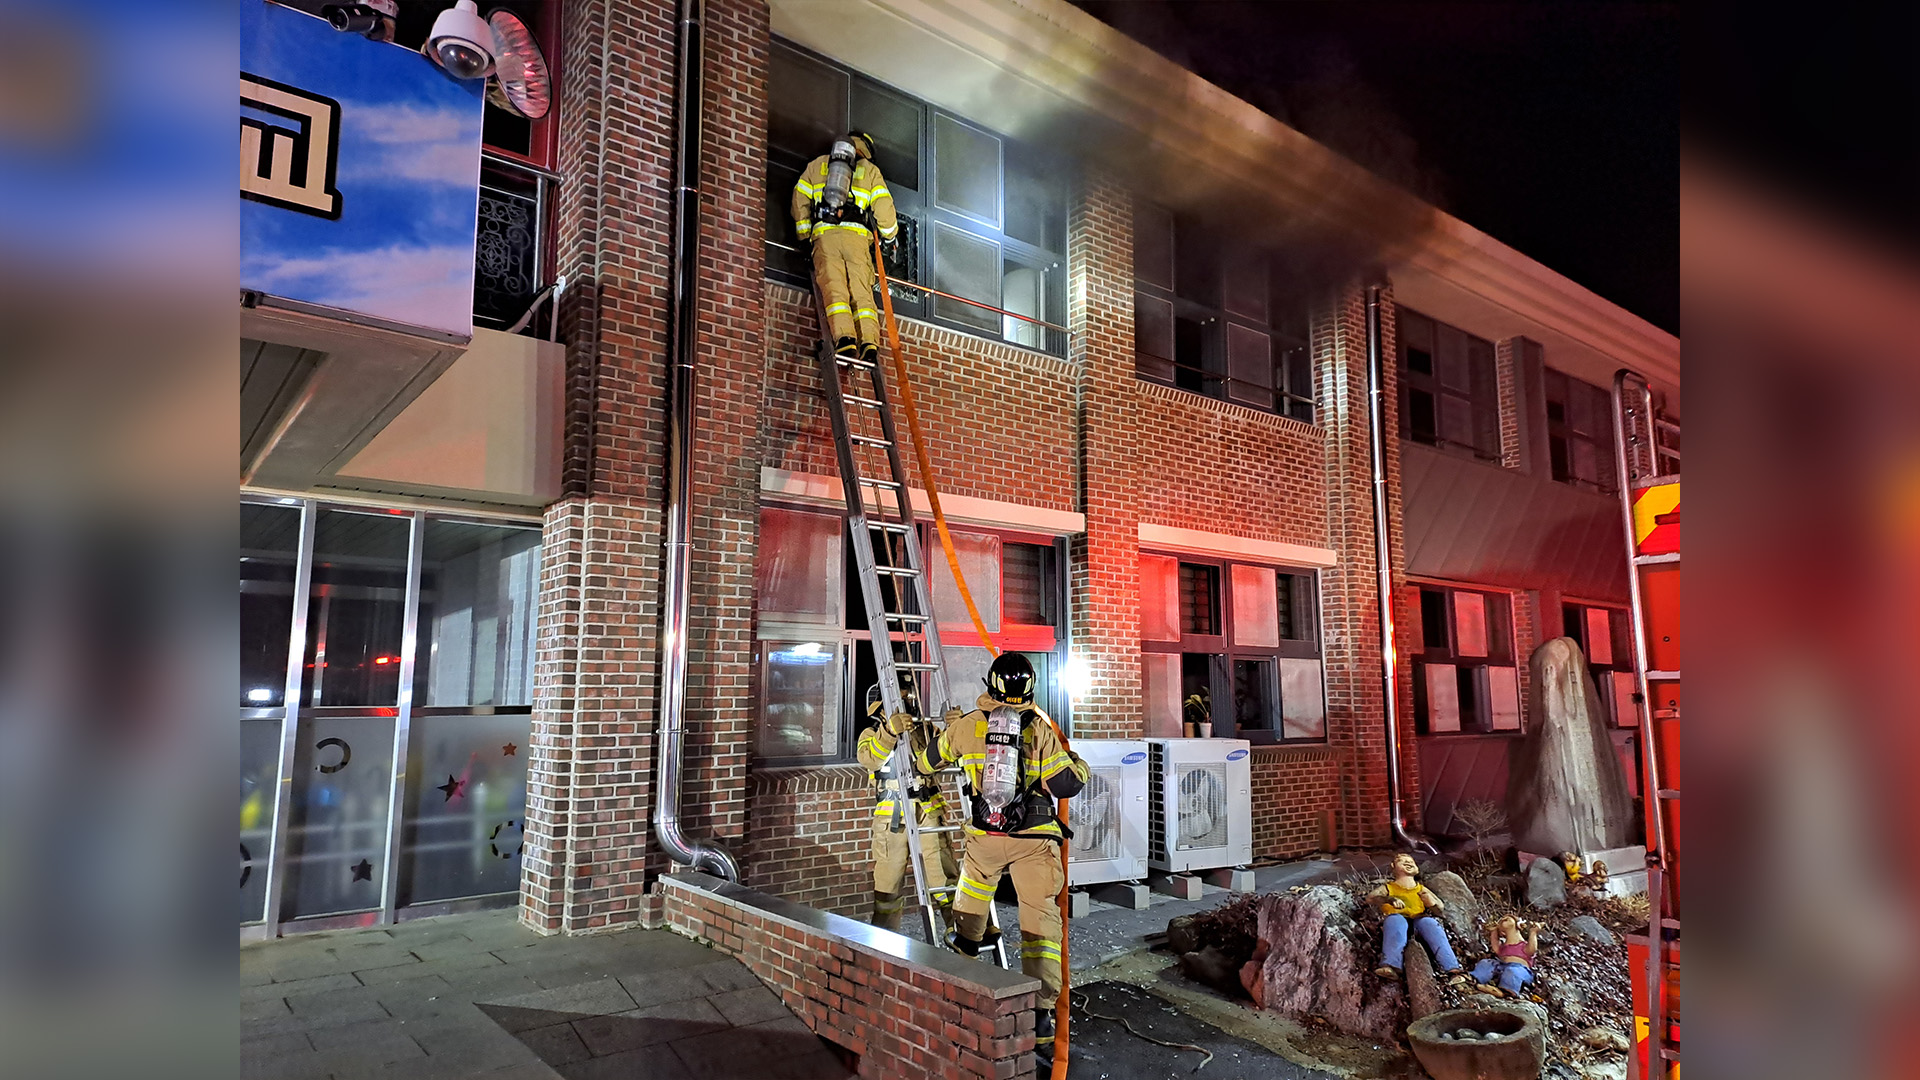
[522,0,766,934]
[1498,335,1550,475]
[1067,169,1144,740]
[1317,284,1409,848]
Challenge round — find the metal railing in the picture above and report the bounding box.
[476,153,556,336]
[766,237,1071,340]
[1136,353,1315,419]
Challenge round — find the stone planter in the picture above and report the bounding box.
[1406,1006,1545,1080]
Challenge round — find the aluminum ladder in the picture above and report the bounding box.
[1612,368,1680,1080]
[810,286,1009,967]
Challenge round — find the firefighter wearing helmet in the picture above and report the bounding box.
[855,677,958,931]
[916,652,1088,1043]
[791,131,899,364]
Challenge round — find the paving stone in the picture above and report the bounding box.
[559,1045,694,1080]
[285,985,393,1028]
[243,972,359,1001]
[337,943,426,973]
[668,1022,831,1080]
[689,960,762,994]
[707,985,790,1027]
[304,1017,411,1052]
[240,1039,333,1080]
[410,1017,546,1071]
[615,967,722,1010]
[479,1063,566,1080]
[576,996,726,1056]
[262,953,360,982]
[354,958,452,986]
[493,977,638,1017]
[240,964,276,987]
[516,1022,594,1067]
[414,938,514,964]
[479,1003,590,1034]
[241,1006,315,1040]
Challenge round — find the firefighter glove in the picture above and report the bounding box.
[885,711,914,736]
[942,706,964,727]
[881,236,899,261]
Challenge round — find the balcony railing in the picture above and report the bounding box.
[475,154,556,337]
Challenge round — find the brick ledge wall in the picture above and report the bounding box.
[658,871,1040,1080]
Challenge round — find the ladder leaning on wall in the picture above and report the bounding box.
[807,281,1009,967]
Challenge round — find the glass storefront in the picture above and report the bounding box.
[240,497,539,932]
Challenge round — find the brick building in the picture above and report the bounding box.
[237,0,1677,941]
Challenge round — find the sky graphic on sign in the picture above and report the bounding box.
[241,0,483,338]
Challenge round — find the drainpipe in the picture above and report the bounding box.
[651,0,739,882]
[1365,286,1437,854]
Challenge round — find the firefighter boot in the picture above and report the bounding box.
[860,342,879,366]
[835,336,859,358]
[871,890,904,932]
[1033,1008,1056,1067]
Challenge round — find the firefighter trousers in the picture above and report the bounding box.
[871,805,958,930]
[811,227,880,349]
[952,832,1067,1004]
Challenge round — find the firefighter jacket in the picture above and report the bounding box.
[856,719,947,820]
[917,694,1088,840]
[791,156,898,244]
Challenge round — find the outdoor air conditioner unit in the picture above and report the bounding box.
[1147,738,1253,874]
[1065,739,1150,887]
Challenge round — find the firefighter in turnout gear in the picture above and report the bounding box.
[856,681,958,932]
[918,653,1088,1023]
[791,131,899,363]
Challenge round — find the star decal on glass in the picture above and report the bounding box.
[350,858,373,882]
[437,774,466,801]
[502,743,517,756]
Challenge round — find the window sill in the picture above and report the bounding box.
[748,761,869,796]
[1136,378,1322,435]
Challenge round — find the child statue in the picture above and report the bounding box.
[1369,853,1467,984]
[1472,914,1540,998]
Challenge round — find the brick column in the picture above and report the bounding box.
[1317,284,1409,848]
[1068,168,1144,740]
[522,0,767,934]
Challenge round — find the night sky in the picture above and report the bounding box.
[1071,2,1679,335]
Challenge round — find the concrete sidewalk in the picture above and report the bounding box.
[241,910,853,1080]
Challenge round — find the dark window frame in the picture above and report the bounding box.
[765,40,1070,357]
[753,503,1067,766]
[1409,582,1520,736]
[1140,553,1325,745]
[1543,368,1619,494]
[1132,203,1315,422]
[1396,307,1499,461]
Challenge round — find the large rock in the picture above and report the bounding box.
[1527,856,1568,909]
[1424,870,1481,944]
[1253,885,1404,1040]
[1507,638,1637,855]
[1569,914,1616,944]
[1403,934,1444,1020]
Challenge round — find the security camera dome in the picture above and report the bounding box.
[426,1,496,80]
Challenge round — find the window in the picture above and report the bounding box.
[1133,204,1315,421]
[1397,308,1498,460]
[752,505,1064,763]
[1544,370,1618,493]
[1141,553,1324,743]
[1563,601,1638,729]
[765,41,1070,355]
[1410,584,1520,734]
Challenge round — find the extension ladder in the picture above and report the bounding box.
[809,285,1009,968]
[1612,368,1680,1080]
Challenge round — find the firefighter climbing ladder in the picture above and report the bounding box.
[808,283,1010,968]
[1612,369,1680,1080]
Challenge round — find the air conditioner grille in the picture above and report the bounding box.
[1148,743,1168,861]
[1070,767,1121,862]
[1175,762,1229,851]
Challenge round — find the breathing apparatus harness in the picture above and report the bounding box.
[814,137,862,227]
[966,704,1072,839]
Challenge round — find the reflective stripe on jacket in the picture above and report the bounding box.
[917,694,1088,838]
[790,155,898,242]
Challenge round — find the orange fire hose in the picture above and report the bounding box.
[872,237,1072,1077]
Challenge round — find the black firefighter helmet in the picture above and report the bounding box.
[983,652,1035,707]
[864,676,922,724]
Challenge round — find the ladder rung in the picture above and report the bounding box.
[919,826,963,835]
[835,354,877,370]
[858,476,901,489]
[1647,670,1681,681]
[881,611,927,623]
[891,662,942,671]
[874,566,920,578]
[849,434,892,448]
[1634,552,1681,566]
[926,885,957,895]
[866,521,913,534]
[844,393,882,409]
[1658,788,1680,800]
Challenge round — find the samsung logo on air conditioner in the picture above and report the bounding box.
[1226,749,1249,761]
[1121,752,1146,765]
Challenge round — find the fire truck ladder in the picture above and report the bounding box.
[810,286,1009,968]
[1612,368,1680,1080]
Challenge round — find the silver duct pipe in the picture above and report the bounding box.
[651,0,739,882]
[1365,286,1436,854]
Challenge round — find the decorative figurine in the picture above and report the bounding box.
[1472,914,1540,998]
[1560,851,1585,887]
[1369,853,1468,984]
[1588,860,1611,895]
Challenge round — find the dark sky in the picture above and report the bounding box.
[1071,2,1678,334]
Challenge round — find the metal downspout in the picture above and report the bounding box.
[1366,286,1436,854]
[651,0,739,882]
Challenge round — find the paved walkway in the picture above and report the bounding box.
[241,910,853,1080]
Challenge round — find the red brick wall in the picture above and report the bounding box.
[1136,386,1328,548]
[761,283,1079,512]
[744,766,874,918]
[659,873,1039,1080]
[523,0,767,934]
[1250,747,1342,858]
